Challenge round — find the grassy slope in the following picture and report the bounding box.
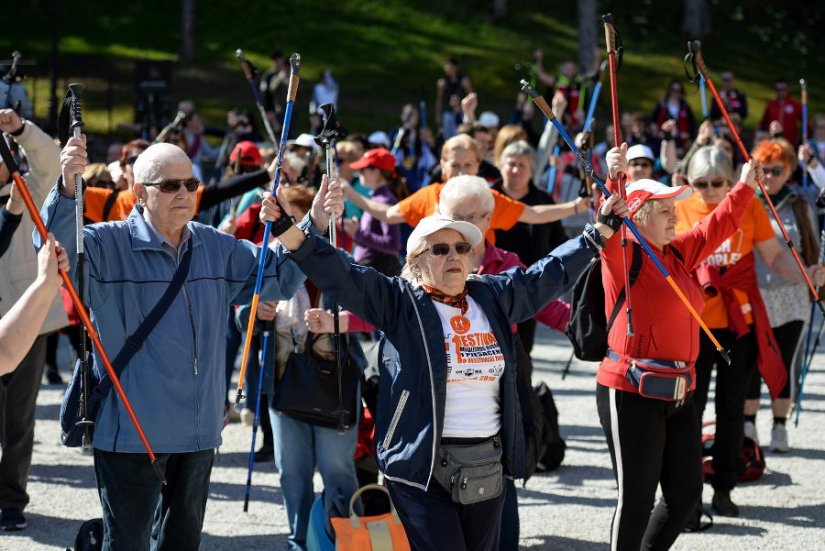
[6,1,825,140]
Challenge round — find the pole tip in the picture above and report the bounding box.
[719,349,732,365]
[234,390,245,405]
[152,460,167,485]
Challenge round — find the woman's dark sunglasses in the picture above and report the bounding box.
[692,179,726,190]
[762,166,784,177]
[428,242,472,256]
[141,178,200,193]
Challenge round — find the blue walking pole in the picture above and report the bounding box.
[243,326,272,512]
[582,60,607,135]
[236,53,301,405]
[699,75,709,120]
[546,144,560,194]
[795,226,825,425]
[521,79,732,364]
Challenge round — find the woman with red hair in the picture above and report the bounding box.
[744,139,821,453]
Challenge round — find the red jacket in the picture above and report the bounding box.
[597,181,757,393]
[760,98,803,146]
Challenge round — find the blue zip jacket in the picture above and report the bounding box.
[38,185,307,453]
[289,226,602,489]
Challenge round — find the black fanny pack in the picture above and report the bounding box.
[432,434,503,505]
[608,351,693,402]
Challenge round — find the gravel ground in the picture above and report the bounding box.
[3,325,824,550]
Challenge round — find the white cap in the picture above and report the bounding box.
[367,131,391,148]
[287,133,321,155]
[478,111,500,129]
[626,144,655,162]
[107,160,123,181]
[406,214,483,256]
[625,179,692,215]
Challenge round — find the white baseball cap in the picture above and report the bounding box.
[626,144,655,163]
[287,133,322,155]
[478,111,500,129]
[367,131,391,148]
[625,179,692,215]
[406,214,483,256]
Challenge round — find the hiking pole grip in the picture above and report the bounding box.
[236,48,279,148]
[602,14,619,54]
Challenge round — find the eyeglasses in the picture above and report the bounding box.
[629,160,653,169]
[141,178,200,193]
[450,212,490,224]
[692,179,726,189]
[762,166,784,177]
[125,155,139,166]
[426,242,472,256]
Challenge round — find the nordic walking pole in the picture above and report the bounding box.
[521,79,731,364]
[795,227,825,425]
[236,49,280,147]
[603,14,634,337]
[315,103,351,434]
[699,75,709,120]
[236,53,301,405]
[243,320,272,512]
[0,133,165,483]
[801,79,809,188]
[686,42,825,316]
[59,84,94,447]
[546,144,560,194]
[583,60,607,135]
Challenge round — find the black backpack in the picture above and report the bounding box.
[533,382,566,473]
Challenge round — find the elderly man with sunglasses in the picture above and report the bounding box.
[37,137,342,551]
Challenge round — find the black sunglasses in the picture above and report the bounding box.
[125,155,140,166]
[692,179,726,190]
[427,242,472,256]
[763,166,784,177]
[141,178,200,193]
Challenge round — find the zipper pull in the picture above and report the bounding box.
[194,358,199,375]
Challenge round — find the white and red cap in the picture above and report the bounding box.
[624,179,692,216]
[406,214,483,256]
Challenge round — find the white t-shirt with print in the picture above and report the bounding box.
[432,296,505,438]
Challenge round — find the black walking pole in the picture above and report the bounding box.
[315,103,351,434]
[243,321,273,512]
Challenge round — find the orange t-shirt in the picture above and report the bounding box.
[84,187,206,223]
[675,193,775,328]
[395,183,525,244]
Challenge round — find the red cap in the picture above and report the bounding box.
[349,148,396,173]
[229,141,262,167]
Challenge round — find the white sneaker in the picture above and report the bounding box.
[743,420,759,444]
[770,423,789,452]
[240,408,255,427]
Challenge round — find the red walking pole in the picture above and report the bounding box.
[603,14,634,336]
[0,137,166,483]
[686,41,824,317]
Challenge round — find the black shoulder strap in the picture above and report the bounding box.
[95,244,194,396]
[606,243,644,333]
[669,244,684,263]
[101,189,119,221]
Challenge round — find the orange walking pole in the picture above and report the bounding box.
[0,137,165,483]
[686,41,825,317]
[603,13,634,336]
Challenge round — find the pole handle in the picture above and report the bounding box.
[236,49,255,81]
[287,53,302,102]
[602,14,619,54]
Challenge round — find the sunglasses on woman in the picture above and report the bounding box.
[141,178,200,193]
[692,179,726,190]
[762,166,784,177]
[427,242,472,256]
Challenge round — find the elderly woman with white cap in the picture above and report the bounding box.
[596,143,810,550]
[262,181,627,551]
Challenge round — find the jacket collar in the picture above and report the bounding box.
[127,204,200,252]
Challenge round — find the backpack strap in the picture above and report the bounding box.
[101,189,119,221]
[606,242,644,334]
[93,244,194,400]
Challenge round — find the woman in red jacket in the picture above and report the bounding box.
[597,143,761,550]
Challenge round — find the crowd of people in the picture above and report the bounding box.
[0,45,824,551]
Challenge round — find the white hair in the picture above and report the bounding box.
[133,143,192,184]
[438,175,494,214]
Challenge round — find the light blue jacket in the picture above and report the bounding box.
[38,186,306,453]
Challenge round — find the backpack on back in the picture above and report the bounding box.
[534,382,566,473]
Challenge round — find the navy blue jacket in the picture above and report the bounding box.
[290,226,602,489]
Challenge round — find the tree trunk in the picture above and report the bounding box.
[577,0,598,75]
[181,0,196,65]
[682,0,711,39]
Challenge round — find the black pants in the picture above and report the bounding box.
[94,449,215,551]
[596,384,702,551]
[746,320,804,400]
[387,477,505,551]
[0,334,47,510]
[693,327,757,490]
